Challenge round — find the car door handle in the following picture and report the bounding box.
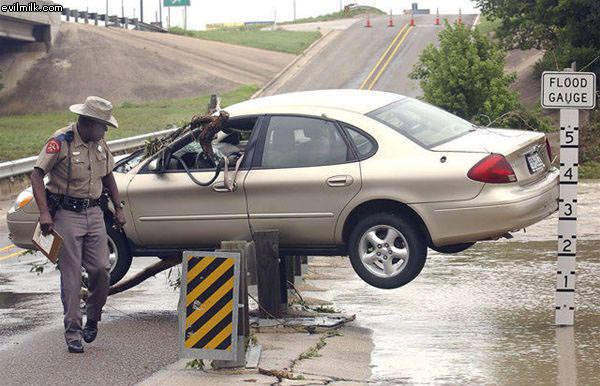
[326,175,353,187]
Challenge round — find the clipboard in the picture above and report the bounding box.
[32,222,63,264]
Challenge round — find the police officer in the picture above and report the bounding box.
[30,96,126,353]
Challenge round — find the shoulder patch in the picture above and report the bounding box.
[45,139,61,154]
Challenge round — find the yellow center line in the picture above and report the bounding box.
[0,244,16,252]
[367,26,413,90]
[359,24,408,90]
[0,250,27,261]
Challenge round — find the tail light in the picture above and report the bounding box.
[545,137,552,161]
[467,154,517,183]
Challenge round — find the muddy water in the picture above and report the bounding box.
[306,181,600,385]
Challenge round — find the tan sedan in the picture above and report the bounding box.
[6,90,559,289]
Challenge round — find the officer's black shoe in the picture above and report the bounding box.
[83,321,98,343]
[67,340,84,353]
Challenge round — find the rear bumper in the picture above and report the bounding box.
[413,169,559,247]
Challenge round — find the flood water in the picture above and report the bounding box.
[305,181,600,385]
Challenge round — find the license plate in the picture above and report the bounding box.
[526,152,544,174]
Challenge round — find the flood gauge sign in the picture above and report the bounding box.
[541,68,596,326]
[541,72,596,109]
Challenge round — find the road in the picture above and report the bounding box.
[0,14,478,385]
[275,13,477,97]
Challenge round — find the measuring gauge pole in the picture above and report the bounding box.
[541,66,596,326]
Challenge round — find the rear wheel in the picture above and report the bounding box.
[348,213,427,289]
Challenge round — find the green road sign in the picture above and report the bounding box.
[164,0,190,6]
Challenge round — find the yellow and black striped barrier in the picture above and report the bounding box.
[179,251,241,361]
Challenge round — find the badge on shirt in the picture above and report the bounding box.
[46,139,61,154]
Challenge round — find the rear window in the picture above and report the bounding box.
[366,98,474,148]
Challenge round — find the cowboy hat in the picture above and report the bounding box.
[69,96,119,128]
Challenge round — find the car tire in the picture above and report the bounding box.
[348,213,427,289]
[105,218,132,285]
[430,242,475,254]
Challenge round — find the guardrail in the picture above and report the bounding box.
[61,8,168,33]
[0,127,177,180]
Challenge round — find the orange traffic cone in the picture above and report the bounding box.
[435,8,440,25]
[365,14,372,28]
[388,10,394,27]
[410,14,415,27]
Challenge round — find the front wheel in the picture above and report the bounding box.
[348,213,427,289]
[105,220,132,285]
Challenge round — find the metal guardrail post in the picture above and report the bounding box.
[64,7,70,21]
[71,9,78,23]
[82,11,88,24]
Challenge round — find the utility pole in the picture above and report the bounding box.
[184,5,187,30]
[105,0,109,27]
[158,0,162,26]
[167,7,170,29]
[140,0,144,23]
[293,0,296,21]
[340,0,343,12]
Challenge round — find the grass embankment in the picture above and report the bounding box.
[281,5,386,25]
[580,162,600,179]
[169,26,321,55]
[475,15,501,36]
[0,85,259,161]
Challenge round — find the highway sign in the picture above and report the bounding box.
[164,0,190,6]
[541,71,596,109]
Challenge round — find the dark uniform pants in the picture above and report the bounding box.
[54,206,110,343]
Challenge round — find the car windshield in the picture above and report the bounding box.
[366,98,475,148]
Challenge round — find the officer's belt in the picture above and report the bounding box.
[48,191,99,212]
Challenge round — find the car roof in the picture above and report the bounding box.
[226,89,406,116]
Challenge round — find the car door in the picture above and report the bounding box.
[243,115,362,246]
[126,129,253,248]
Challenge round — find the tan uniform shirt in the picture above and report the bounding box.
[35,123,115,199]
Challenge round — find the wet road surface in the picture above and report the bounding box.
[1,181,598,384]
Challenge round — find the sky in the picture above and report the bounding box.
[56,0,480,30]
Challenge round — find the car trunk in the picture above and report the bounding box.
[431,128,552,186]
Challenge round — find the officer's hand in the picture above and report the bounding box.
[113,208,126,230]
[39,212,54,236]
